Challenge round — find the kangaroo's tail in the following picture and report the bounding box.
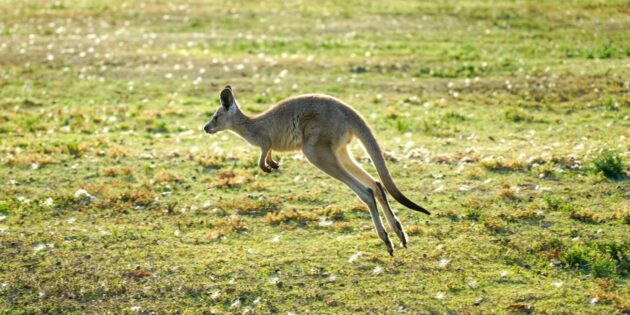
[350,113,430,215]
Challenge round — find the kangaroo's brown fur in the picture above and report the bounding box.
[204,85,430,255]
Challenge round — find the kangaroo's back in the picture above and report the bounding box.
[257,94,354,151]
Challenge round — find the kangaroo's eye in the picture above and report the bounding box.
[212,116,218,121]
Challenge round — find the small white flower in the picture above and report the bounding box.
[210,291,220,299]
[271,235,281,243]
[589,297,599,305]
[373,266,383,275]
[130,306,141,311]
[552,281,563,288]
[436,292,445,299]
[500,271,509,278]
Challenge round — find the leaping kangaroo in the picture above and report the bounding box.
[203,85,430,255]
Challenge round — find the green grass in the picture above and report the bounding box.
[1,0,629,313]
[592,150,626,180]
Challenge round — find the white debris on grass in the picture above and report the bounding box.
[230,299,241,309]
[74,189,95,204]
[373,266,383,275]
[44,197,54,207]
[348,251,363,263]
[318,218,333,227]
[271,235,281,243]
[436,292,445,299]
[33,243,54,253]
[438,259,451,268]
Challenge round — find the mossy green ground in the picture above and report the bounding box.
[1,0,629,313]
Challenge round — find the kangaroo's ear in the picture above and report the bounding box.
[220,87,234,109]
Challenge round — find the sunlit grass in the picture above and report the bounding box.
[0,0,629,313]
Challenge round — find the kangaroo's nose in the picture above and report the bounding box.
[203,125,211,133]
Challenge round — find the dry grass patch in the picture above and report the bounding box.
[105,147,128,160]
[214,170,252,188]
[100,188,156,211]
[197,154,225,169]
[433,150,479,165]
[569,209,599,223]
[250,182,269,191]
[216,197,282,217]
[263,209,317,226]
[5,153,57,167]
[334,222,353,232]
[209,215,248,239]
[316,206,345,221]
[154,170,183,183]
[102,166,133,177]
[481,157,527,172]
[437,209,458,220]
[405,225,425,236]
[500,208,544,222]
[465,166,486,179]
[498,184,518,199]
[351,203,368,213]
[484,217,507,234]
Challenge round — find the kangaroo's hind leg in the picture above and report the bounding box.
[302,142,394,255]
[336,146,409,248]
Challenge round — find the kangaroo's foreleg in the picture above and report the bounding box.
[337,146,409,248]
[258,147,272,173]
[302,142,394,255]
[265,150,279,169]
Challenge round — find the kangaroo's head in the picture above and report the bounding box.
[204,85,240,134]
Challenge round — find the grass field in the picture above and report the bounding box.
[1,0,629,313]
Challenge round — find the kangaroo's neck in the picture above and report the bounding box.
[230,112,265,147]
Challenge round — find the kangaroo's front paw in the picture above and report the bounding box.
[268,160,280,169]
[260,165,272,173]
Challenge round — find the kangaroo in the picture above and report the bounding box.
[203,85,430,255]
